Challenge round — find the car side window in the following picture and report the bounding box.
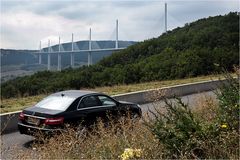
[98,95,116,106]
[67,97,81,111]
[78,96,101,109]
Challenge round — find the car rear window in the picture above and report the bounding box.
[35,96,75,111]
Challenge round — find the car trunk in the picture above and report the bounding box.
[23,106,63,117]
[21,106,64,127]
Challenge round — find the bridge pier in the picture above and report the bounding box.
[47,53,51,70]
[58,37,61,71]
[88,28,92,66]
[88,52,92,66]
[70,53,74,67]
[58,53,61,71]
[47,40,51,71]
[39,41,42,64]
[39,54,42,64]
[70,33,75,68]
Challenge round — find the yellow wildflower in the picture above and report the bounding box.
[221,124,227,128]
[120,148,142,160]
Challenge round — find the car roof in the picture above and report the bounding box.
[50,90,100,99]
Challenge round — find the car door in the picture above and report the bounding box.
[79,95,119,124]
[96,95,118,120]
[77,95,106,125]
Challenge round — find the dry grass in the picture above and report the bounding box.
[15,118,162,159]
[90,74,226,95]
[192,92,219,122]
[0,74,227,113]
[0,94,45,113]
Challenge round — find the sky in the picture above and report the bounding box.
[0,0,239,50]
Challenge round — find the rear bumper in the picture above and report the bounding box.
[18,122,63,136]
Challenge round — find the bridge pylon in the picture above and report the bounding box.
[39,41,42,64]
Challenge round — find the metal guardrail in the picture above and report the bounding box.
[0,79,226,134]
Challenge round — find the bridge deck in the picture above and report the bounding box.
[34,47,126,54]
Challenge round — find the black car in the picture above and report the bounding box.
[18,90,142,136]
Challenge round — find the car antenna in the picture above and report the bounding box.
[61,93,65,97]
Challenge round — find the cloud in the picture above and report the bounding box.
[0,0,239,49]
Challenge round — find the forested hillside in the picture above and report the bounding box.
[1,12,239,98]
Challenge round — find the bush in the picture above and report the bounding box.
[145,98,207,158]
[216,69,239,130]
[145,70,239,159]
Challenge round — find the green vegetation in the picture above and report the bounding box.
[1,12,239,98]
[0,74,227,113]
[216,69,239,130]
[13,72,239,159]
[145,71,239,158]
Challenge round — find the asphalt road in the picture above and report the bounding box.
[1,91,216,159]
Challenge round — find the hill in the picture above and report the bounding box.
[1,12,239,98]
[1,49,37,66]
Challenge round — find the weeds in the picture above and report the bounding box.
[16,118,161,159]
[145,97,207,158]
[216,68,239,130]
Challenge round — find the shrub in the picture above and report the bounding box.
[145,69,239,159]
[145,97,207,158]
[216,68,239,130]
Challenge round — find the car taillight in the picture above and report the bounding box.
[19,112,25,120]
[44,117,64,125]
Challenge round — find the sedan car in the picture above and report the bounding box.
[18,90,142,136]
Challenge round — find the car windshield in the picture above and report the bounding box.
[35,96,75,111]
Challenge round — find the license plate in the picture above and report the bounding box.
[27,117,40,125]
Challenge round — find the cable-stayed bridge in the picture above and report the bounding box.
[38,20,122,71]
[35,3,168,71]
